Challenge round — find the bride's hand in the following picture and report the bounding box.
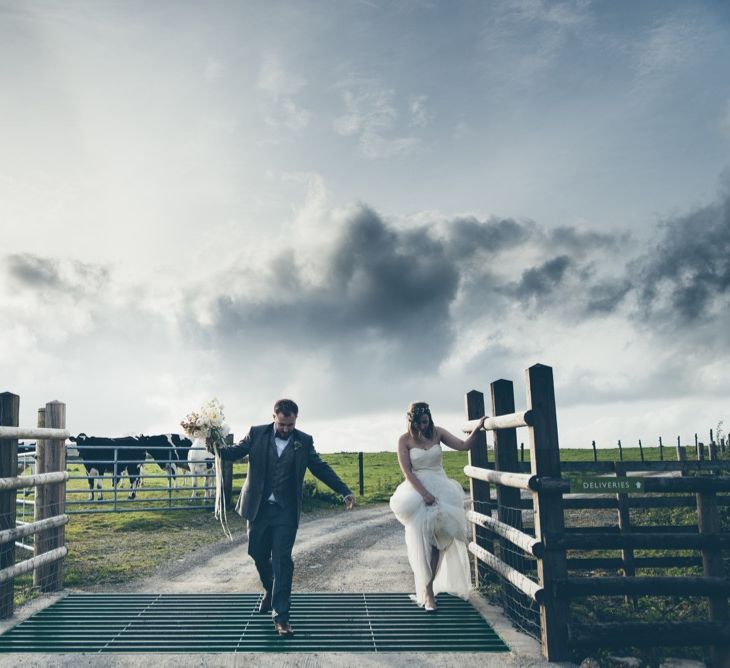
[422,491,436,505]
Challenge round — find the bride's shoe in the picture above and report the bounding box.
[424,595,438,612]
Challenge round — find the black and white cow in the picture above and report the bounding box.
[139,433,194,488]
[69,433,147,500]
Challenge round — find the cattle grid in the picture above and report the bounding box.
[0,592,509,653]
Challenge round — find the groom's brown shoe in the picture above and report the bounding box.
[274,620,294,637]
[258,592,272,614]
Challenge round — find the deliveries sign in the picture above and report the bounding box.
[571,476,645,494]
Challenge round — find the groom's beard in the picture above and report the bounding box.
[276,432,291,439]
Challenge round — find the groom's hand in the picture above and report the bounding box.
[343,495,355,510]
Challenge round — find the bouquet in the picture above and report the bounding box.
[180,397,229,448]
[180,398,232,539]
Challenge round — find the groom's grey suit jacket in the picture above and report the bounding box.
[218,423,352,525]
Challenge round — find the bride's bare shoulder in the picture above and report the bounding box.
[398,433,414,449]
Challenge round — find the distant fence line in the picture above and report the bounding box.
[516,431,726,463]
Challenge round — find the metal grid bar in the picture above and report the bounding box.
[0,593,509,653]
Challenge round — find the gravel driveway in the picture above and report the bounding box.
[0,504,561,668]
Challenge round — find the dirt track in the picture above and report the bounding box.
[0,504,556,667]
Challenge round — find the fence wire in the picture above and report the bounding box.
[471,497,540,640]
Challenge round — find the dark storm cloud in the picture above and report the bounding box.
[5,253,109,295]
[634,190,730,323]
[211,205,461,367]
[203,205,632,372]
[585,279,633,314]
[7,253,61,287]
[441,216,533,258]
[506,255,573,302]
[549,226,628,252]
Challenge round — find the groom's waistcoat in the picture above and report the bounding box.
[261,435,296,510]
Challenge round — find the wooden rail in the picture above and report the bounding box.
[0,427,69,440]
[467,510,543,558]
[0,547,67,585]
[468,541,544,604]
[0,515,68,546]
[0,471,68,491]
[463,409,533,434]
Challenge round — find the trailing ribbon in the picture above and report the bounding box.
[212,441,233,541]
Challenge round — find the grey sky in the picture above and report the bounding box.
[1,1,729,450]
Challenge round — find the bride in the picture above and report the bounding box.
[389,401,486,611]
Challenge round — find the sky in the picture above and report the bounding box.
[1,0,729,453]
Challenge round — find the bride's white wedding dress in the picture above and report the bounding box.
[389,444,472,605]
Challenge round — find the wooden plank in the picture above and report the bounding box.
[0,392,19,619]
[567,556,703,570]
[547,531,730,550]
[526,364,569,661]
[555,575,730,597]
[568,621,730,648]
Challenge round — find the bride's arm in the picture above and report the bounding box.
[437,416,487,451]
[396,435,436,504]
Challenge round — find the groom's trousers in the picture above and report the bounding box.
[248,501,298,623]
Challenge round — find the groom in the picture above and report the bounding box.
[214,398,355,637]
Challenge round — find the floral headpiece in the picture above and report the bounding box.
[407,405,431,422]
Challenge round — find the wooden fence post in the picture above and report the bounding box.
[465,389,492,587]
[520,442,525,463]
[491,379,527,617]
[638,439,644,462]
[618,439,623,461]
[614,461,636,607]
[0,392,19,619]
[591,440,597,462]
[222,433,234,508]
[358,452,364,496]
[677,442,687,477]
[525,364,569,661]
[696,490,730,667]
[659,436,664,461]
[34,401,66,591]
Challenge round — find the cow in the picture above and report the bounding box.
[188,437,215,500]
[69,434,147,501]
[139,433,193,488]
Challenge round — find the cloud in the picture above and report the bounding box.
[507,255,573,302]
[182,203,632,393]
[633,12,704,81]
[6,253,109,297]
[334,86,420,159]
[633,187,730,324]
[257,53,310,132]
